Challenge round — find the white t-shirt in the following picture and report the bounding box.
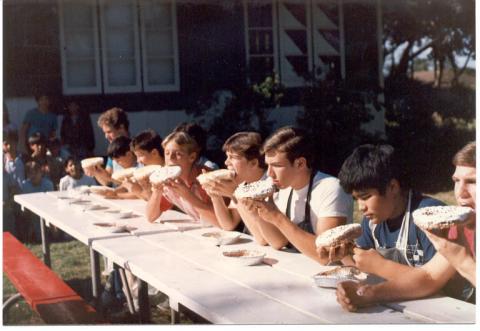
[274,171,353,234]
[59,174,97,191]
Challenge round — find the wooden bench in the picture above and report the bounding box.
[3,232,104,324]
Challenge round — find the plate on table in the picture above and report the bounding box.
[89,186,114,194]
[313,266,367,288]
[222,249,266,266]
[92,222,137,233]
[102,209,133,220]
[84,204,109,212]
[202,231,241,246]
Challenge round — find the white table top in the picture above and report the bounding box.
[14,190,476,324]
[92,235,323,324]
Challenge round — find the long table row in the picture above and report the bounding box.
[13,190,476,324]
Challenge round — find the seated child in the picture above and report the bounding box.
[124,129,165,200]
[27,133,63,190]
[200,132,286,248]
[146,131,217,225]
[336,142,476,311]
[328,144,444,280]
[59,157,97,191]
[3,130,25,194]
[21,160,54,242]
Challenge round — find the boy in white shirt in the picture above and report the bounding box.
[59,157,96,191]
[246,126,353,263]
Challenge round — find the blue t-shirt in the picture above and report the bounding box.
[21,177,54,194]
[356,192,444,266]
[4,156,25,190]
[23,108,57,139]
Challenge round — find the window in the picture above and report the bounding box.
[244,0,345,87]
[59,0,179,95]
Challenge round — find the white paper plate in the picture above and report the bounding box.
[222,249,265,266]
[313,266,367,288]
[202,231,241,246]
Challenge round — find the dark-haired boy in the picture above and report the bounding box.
[100,136,139,199]
[124,129,165,200]
[336,142,476,311]
[246,127,353,262]
[59,157,96,191]
[329,144,444,280]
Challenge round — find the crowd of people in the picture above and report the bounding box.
[2,99,476,314]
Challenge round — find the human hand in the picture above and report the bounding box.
[352,247,385,274]
[317,242,355,264]
[165,178,191,198]
[122,179,142,195]
[249,197,282,225]
[336,281,373,312]
[201,178,238,198]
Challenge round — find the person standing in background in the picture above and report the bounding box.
[21,93,57,151]
[60,99,95,159]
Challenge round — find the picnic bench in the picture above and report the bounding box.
[2,232,104,324]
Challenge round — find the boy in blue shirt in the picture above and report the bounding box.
[20,161,54,242]
[21,94,57,149]
[318,144,444,281]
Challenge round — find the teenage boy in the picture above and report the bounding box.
[124,129,165,200]
[84,107,130,186]
[246,127,353,262]
[336,142,476,311]
[201,132,286,248]
[328,144,444,279]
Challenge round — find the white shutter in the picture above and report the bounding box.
[99,0,142,93]
[139,0,180,92]
[312,0,345,80]
[59,0,102,95]
[277,0,312,87]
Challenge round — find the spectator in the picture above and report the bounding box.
[3,130,25,192]
[3,130,24,236]
[60,99,95,159]
[173,122,219,170]
[21,93,57,150]
[21,160,54,242]
[27,133,63,189]
[59,157,96,191]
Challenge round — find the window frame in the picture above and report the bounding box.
[139,0,180,92]
[58,0,103,95]
[99,0,143,94]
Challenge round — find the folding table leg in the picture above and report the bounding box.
[119,267,136,315]
[40,217,50,267]
[138,280,151,323]
[170,299,180,324]
[90,248,101,301]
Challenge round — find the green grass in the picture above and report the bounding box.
[3,190,455,325]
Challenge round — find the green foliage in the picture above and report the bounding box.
[297,77,381,175]
[383,0,475,81]
[193,75,285,166]
[384,76,475,193]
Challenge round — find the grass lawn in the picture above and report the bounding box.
[3,190,455,325]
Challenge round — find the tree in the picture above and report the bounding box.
[383,0,475,87]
